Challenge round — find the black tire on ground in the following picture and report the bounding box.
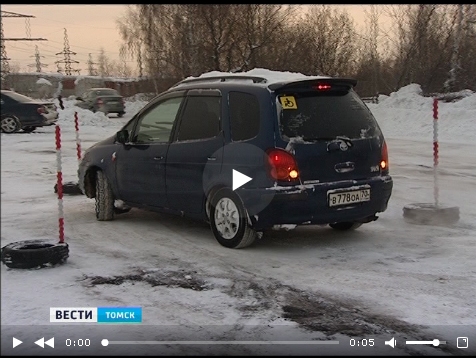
[22,126,37,133]
[329,222,363,231]
[117,112,125,118]
[403,203,460,226]
[1,239,69,269]
[95,170,115,221]
[209,188,257,249]
[1,115,21,134]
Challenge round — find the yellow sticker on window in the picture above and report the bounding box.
[279,96,297,109]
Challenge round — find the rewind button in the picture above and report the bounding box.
[35,337,54,348]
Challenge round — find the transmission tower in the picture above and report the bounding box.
[28,45,48,72]
[87,53,98,76]
[55,28,80,76]
[1,11,47,84]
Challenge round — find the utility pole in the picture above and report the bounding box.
[1,10,47,85]
[28,45,48,72]
[55,28,80,76]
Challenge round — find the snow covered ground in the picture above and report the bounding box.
[1,77,475,356]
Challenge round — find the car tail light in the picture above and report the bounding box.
[37,106,46,114]
[313,83,332,91]
[380,140,389,172]
[266,148,300,182]
[97,98,104,105]
[121,97,125,105]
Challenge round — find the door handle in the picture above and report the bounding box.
[153,156,164,161]
[207,157,217,161]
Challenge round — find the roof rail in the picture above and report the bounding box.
[173,75,268,87]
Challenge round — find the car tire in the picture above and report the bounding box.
[22,126,36,133]
[329,222,363,231]
[1,115,21,134]
[118,112,125,118]
[209,188,257,249]
[95,170,115,221]
[1,239,69,269]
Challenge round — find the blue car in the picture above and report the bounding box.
[78,73,393,249]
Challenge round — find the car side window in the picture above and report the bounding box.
[132,97,183,144]
[229,92,260,141]
[176,96,221,142]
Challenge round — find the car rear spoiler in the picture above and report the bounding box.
[268,78,358,91]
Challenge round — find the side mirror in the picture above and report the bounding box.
[116,129,129,144]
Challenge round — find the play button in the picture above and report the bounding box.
[202,143,276,216]
[13,337,22,348]
[232,169,252,191]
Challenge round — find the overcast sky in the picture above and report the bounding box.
[1,5,373,74]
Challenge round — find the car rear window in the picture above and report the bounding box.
[3,91,34,103]
[277,90,381,141]
[94,89,119,96]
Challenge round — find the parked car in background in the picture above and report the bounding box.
[78,72,393,249]
[76,88,126,117]
[0,90,59,134]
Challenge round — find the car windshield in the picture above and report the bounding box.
[3,91,35,103]
[93,89,120,96]
[277,90,381,141]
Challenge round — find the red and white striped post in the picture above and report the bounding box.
[74,111,82,163]
[55,124,65,243]
[433,98,439,207]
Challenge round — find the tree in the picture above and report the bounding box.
[294,5,358,76]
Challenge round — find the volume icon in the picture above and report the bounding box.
[385,337,396,348]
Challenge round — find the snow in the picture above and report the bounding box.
[192,67,330,85]
[36,78,53,86]
[1,73,476,356]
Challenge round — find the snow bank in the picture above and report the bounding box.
[368,85,476,143]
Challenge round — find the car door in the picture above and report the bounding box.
[166,89,224,214]
[114,92,185,208]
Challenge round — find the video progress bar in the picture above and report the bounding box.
[103,339,339,346]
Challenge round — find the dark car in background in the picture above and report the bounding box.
[76,88,125,117]
[0,90,59,134]
[78,73,393,249]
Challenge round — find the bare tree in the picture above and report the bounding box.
[296,5,358,76]
[117,5,144,78]
[444,4,464,92]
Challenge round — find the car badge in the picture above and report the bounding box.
[339,141,349,151]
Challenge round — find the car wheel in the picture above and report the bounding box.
[329,222,363,231]
[209,188,257,249]
[22,126,37,133]
[95,170,115,221]
[1,239,69,269]
[1,116,21,134]
[117,112,125,118]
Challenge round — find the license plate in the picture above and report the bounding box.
[328,189,370,207]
